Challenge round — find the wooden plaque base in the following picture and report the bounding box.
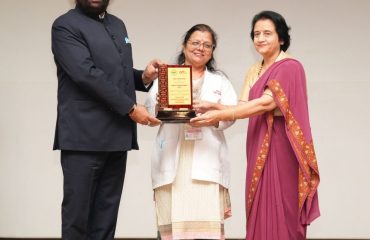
[156,109,196,123]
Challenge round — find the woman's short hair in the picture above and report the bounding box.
[250,10,291,51]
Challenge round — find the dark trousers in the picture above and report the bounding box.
[61,150,127,240]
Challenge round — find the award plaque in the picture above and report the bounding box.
[156,65,196,123]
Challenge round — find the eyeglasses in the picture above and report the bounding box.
[187,40,215,51]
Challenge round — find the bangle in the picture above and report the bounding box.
[229,108,235,121]
[128,104,136,115]
[263,92,273,98]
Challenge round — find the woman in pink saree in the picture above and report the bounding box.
[190,11,320,240]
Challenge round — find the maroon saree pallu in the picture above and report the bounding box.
[245,58,320,240]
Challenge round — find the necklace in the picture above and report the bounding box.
[257,60,264,77]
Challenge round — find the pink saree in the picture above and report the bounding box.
[245,58,320,240]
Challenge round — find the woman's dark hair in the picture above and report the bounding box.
[177,24,217,72]
[250,10,291,51]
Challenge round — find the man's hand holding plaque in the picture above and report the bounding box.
[156,65,196,123]
[129,104,161,127]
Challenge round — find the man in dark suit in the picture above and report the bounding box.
[51,0,161,239]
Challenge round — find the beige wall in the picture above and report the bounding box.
[0,0,369,238]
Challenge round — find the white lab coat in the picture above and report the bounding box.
[145,69,238,189]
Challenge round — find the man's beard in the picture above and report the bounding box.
[77,0,110,15]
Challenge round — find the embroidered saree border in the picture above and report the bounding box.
[159,221,225,240]
[246,113,273,218]
[268,80,319,210]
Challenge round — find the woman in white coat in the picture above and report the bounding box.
[145,24,237,240]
